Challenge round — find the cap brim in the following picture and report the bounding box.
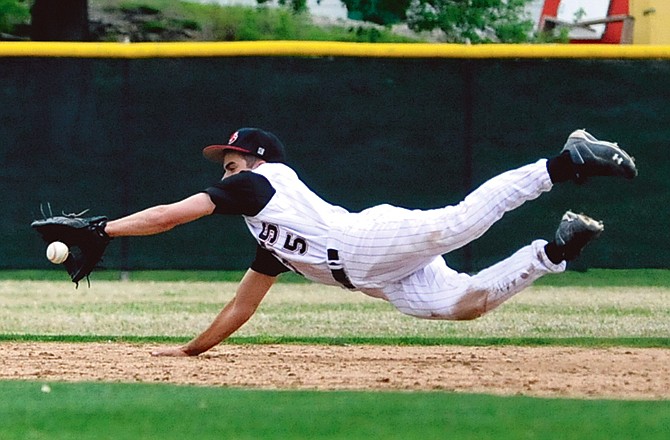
[202,145,249,163]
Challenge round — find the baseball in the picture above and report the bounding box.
[46,241,69,264]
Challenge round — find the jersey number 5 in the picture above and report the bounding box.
[259,222,308,255]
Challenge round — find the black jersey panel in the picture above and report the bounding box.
[250,245,290,276]
[204,171,275,216]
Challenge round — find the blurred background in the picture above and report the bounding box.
[1,0,668,272]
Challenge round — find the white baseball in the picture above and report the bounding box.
[46,241,69,264]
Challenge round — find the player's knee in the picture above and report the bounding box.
[397,295,489,321]
[412,307,486,320]
[440,288,488,320]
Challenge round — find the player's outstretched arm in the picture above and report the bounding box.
[151,269,276,357]
[105,193,216,237]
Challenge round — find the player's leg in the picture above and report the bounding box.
[339,159,552,286]
[380,241,559,319]
[426,158,553,254]
[380,212,603,320]
[338,130,634,287]
[340,157,554,288]
[402,129,636,256]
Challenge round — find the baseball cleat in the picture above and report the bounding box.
[555,210,604,261]
[561,129,637,183]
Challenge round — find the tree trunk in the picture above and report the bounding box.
[31,0,89,41]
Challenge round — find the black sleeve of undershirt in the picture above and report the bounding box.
[250,245,290,276]
[204,171,275,216]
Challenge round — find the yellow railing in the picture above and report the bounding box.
[2,41,670,58]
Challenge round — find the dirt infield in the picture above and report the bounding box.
[2,342,669,399]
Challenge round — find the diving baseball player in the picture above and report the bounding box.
[32,127,637,356]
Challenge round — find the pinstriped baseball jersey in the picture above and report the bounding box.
[242,163,349,287]
[206,159,566,319]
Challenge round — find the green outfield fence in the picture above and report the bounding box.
[1,41,668,272]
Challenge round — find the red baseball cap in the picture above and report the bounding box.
[203,128,286,164]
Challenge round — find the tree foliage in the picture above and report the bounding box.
[0,0,29,34]
[406,0,534,43]
[257,0,309,15]
[341,0,412,25]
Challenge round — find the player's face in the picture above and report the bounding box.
[222,152,252,179]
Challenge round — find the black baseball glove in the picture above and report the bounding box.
[31,210,112,286]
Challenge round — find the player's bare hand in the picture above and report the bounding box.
[151,346,191,357]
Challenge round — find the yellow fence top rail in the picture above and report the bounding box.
[3,41,670,59]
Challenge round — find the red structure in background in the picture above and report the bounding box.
[539,0,633,44]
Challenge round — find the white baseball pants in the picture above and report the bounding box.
[333,159,566,319]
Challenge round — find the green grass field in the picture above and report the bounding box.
[2,382,670,440]
[1,269,669,439]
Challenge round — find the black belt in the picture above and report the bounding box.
[327,249,355,290]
